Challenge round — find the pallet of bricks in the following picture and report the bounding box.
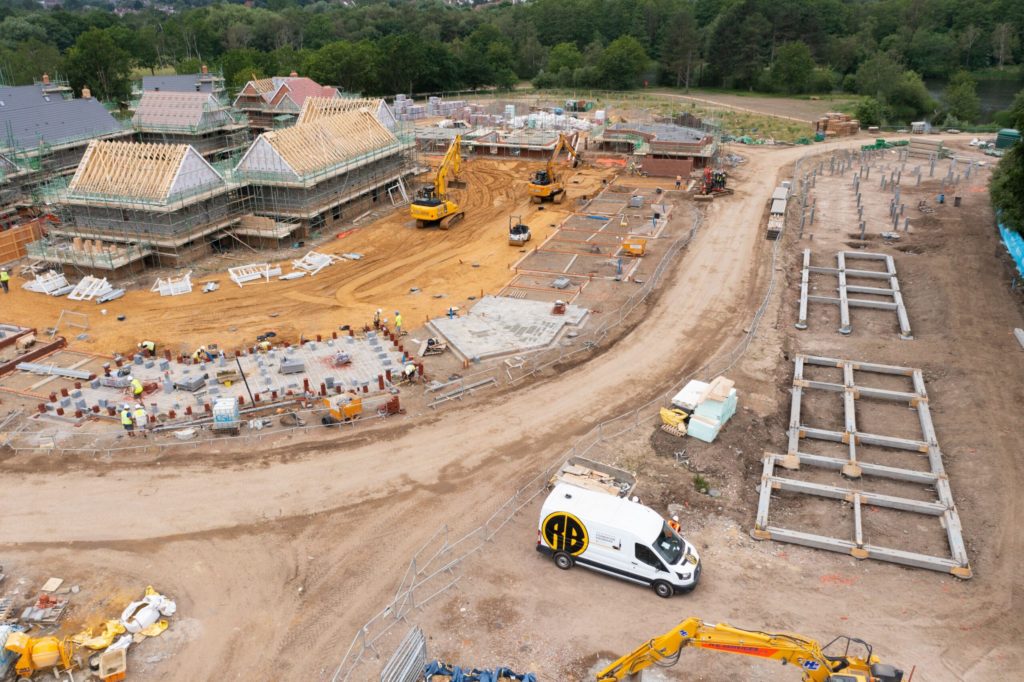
[816,112,860,138]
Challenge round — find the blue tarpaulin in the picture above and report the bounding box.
[424,660,537,682]
[999,222,1024,278]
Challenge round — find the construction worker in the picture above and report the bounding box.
[256,339,272,352]
[137,340,156,355]
[133,403,148,431]
[128,375,144,399]
[0,268,9,294]
[403,363,417,384]
[394,311,403,336]
[668,515,682,533]
[120,404,135,437]
[192,346,212,363]
[675,175,682,190]
[373,309,382,330]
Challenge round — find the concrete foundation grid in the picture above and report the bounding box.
[753,353,971,578]
[797,249,912,338]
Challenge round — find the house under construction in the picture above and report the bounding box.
[235,108,415,246]
[132,90,249,161]
[233,74,339,132]
[298,96,398,131]
[33,106,417,272]
[31,140,237,275]
[0,76,130,225]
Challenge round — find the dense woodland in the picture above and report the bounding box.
[0,0,1022,128]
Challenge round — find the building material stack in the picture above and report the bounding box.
[393,94,426,121]
[908,137,944,160]
[815,112,860,137]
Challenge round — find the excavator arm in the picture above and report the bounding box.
[434,134,463,199]
[528,133,580,202]
[596,618,902,682]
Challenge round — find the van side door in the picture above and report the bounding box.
[632,543,668,583]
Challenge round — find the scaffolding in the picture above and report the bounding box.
[29,115,419,273]
[131,91,250,161]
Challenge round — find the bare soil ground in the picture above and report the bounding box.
[409,145,1024,680]
[1,159,612,356]
[3,136,1018,682]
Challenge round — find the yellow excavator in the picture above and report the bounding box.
[410,134,465,229]
[527,132,581,203]
[596,617,905,682]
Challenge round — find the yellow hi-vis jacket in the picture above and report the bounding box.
[121,409,133,426]
[0,271,9,282]
[131,378,144,395]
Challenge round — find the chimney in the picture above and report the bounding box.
[42,73,50,85]
[289,70,298,78]
[81,86,91,99]
[201,64,208,75]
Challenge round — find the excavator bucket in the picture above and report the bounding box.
[448,178,467,189]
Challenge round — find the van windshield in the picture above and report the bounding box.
[653,523,683,565]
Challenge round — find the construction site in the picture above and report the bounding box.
[0,85,1021,682]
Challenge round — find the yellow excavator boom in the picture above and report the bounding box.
[527,132,580,202]
[595,618,903,682]
[410,135,465,228]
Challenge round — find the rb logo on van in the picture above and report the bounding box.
[542,512,589,556]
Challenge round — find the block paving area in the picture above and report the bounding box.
[428,295,587,360]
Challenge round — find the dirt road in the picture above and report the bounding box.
[0,140,865,680]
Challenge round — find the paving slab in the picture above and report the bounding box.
[429,295,587,360]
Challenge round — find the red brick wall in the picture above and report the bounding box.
[639,157,693,178]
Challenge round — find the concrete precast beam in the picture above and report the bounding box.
[807,266,890,280]
[768,476,947,515]
[842,251,889,262]
[793,379,918,403]
[767,452,939,484]
[800,426,928,452]
[836,251,852,333]
[847,297,899,311]
[846,285,896,296]
[753,455,777,532]
[796,249,810,329]
[942,509,971,567]
[853,494,865,553]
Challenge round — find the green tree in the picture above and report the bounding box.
[546,42,582,74]
[943,71,981,123]
[991,144,1024,234]
[1008,89,1024,130]
[854,97,889,126]
[597,35,649,90]
[0,38,60,85]
[771,41,815,94]
[0,16,46,49]
[62,27,133,102]
[660,5,700,89]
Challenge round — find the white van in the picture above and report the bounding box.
[536,483,701,597]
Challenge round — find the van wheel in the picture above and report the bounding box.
[652,580,674,598]
[553,552,574,570]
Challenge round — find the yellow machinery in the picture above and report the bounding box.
[410,135,465,229]
[527,132,581,203]
[596,617,904,682]
[659,407,688,437]
[4,632,74,678]
[621,237,647,257]
[320,392,363,425]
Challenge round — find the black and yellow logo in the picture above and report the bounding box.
[542,511,589,556]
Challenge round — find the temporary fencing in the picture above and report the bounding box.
[329,157,805,680]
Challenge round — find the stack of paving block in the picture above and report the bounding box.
[671,376,738,443]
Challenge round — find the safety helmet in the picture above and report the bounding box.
[672,515,679,522]
[127,374,134,381]
[122,403,131,410]
[135,403,143,409]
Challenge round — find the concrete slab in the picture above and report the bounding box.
[430,295,587,360]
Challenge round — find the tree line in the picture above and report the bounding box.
[0,0,1022,127]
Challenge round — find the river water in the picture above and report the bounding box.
[925,77,1023,123]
